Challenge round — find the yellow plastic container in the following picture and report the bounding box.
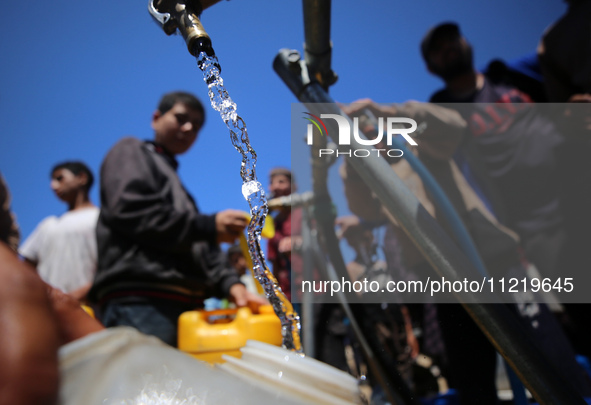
[178,305,282,364]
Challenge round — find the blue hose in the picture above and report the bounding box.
[390,136,488,277]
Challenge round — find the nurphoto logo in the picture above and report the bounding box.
[304,113,418,158]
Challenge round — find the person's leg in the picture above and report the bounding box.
[314,303,348,371]
[511,301,591,397]
[437,303,499,405]
[99,300,184,347]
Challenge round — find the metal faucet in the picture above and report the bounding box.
[148,0,221,56]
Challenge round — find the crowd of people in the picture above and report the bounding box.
[0,2,590,403]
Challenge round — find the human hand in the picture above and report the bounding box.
[228,283,269,308]
[339,98,398,119]
[45,284,104,345]
[335,215,361,239]
[562,94,591,134]
[215,209,248,243]
[568,93,591,103]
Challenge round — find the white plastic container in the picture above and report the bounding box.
[58,327,308,405]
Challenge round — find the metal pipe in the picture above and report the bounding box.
[300,206,316,357]
[273,48,587,405]
[302,0,337,88]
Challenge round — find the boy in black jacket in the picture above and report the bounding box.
[89,91,265,346]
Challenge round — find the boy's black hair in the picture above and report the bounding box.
[157,91,206,124]
[51,161,94,193]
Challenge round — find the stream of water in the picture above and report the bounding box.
[196,51,302,352]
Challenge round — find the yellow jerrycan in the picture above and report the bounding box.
[178,304,282,364]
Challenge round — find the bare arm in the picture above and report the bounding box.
[0,243,105,405]
[0,243,60,405]
[341,99,466,160]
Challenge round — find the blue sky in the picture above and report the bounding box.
[1,0,566,245]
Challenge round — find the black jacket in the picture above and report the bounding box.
[89,137,241,303]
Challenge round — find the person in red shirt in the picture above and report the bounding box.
[266,168,300,301]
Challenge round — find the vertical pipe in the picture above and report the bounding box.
[301,207,316,357]
[302,0,337,88]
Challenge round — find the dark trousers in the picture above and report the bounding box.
[437,303,499,405]
[99,299,193,347]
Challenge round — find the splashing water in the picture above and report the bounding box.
[196,52,301,352]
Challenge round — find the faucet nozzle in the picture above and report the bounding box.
[148,0,216,57]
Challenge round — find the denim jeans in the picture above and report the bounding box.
[99,300,190,347]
